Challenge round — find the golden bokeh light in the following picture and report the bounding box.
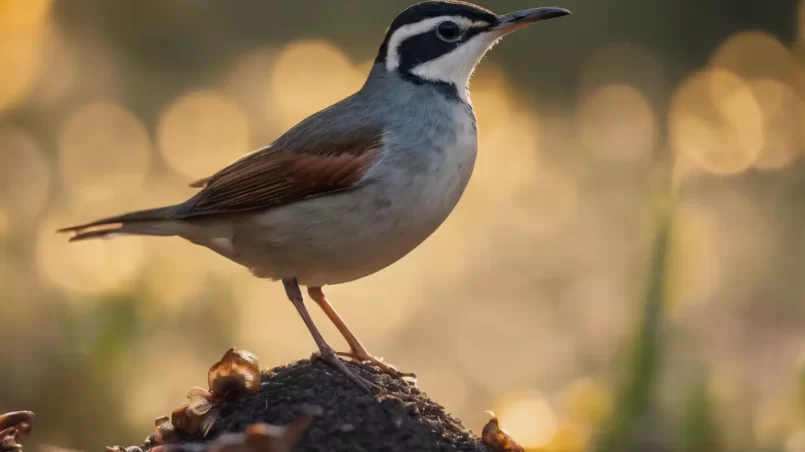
[158,90,251,180]
[0,127,52,227]
[0,0,52,112]
[542,424,587,452]
[59,101,152,206]
[494,391,558,448]
[711,31,796,84]
[749,80,802,170]
[36,210,146,297]
[269,40,366,130]
[670,70,765,174]
[708,71,766,165]
[578,84,658,162]
[0,0,52,28]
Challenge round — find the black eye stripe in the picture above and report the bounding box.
[375,1,497,64]
[396,25,486,72]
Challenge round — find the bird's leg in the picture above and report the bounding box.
[307,287,416,379]
[282,278,375,392]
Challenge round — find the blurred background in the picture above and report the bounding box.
[1,0,804,450]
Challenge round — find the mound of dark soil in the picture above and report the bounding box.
[177,359,490,452]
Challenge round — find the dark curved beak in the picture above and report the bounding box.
[492,7,571,33]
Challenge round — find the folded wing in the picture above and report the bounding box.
[176,127,384,218]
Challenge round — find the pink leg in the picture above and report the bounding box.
[282,279,375,392]
[308,287,416,379]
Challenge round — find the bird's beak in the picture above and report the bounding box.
[491,7,571,34]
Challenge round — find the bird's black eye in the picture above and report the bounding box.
[436,20,463,42]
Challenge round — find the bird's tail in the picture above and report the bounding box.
[57,206,182,242]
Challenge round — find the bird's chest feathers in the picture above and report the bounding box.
[428,112,477,202]
[400,105,478,220]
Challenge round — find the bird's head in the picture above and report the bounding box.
[375,1,570,100]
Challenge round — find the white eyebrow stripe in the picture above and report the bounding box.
[385,15,490,72]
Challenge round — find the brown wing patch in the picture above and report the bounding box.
[177,130,383,217]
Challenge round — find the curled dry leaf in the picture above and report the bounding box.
[208,348,261,400]
[172,388,219,436]
[187,388,214,416]
[0,411,34,452]
[106,446,143,452]
[140,413,314,452]
[481,412,524,452]
[153,416,178,445]
[0,413,33,432]
[171,405,198,436]
[149,349,261,446]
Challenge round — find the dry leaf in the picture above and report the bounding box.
[142,413,313,452]
[106,446,143,452]
[171,405,200,436]
[0,411,34,452]
[208,348,261,400]
[154,415,178,444]
[0,413,33,432]
[481,412,524,452]
[151,348,260,441]
[172,388,219,435]
[187,388,214,416]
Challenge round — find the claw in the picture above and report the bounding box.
[336,351,417,380]
[312,350,379,392]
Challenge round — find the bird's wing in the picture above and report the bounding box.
[188,149,262,188]
[175,127,384,218]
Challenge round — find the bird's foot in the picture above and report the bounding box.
[311,348,378,393]
[336,350,416,380]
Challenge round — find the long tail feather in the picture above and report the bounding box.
[58,206,179,241]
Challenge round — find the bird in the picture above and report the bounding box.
[59,1,570,391]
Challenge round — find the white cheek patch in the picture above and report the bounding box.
[385,15,490,72]
[410,33,500,102]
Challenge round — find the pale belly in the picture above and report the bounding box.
[226,147,476,287]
